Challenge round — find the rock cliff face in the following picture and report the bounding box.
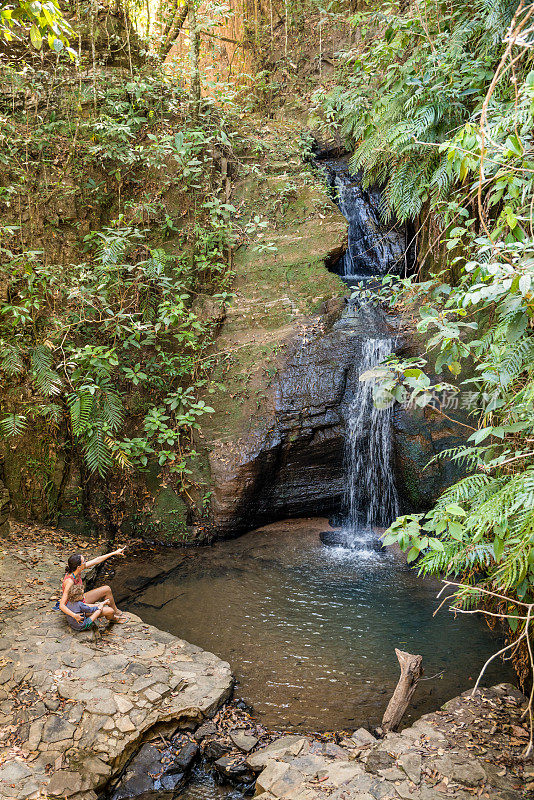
[200,127,466,537]
[207,313,349,533]
[393,404,467,510]
[196,123,349,536]
[207,303,401,535]
[205,309,466,536]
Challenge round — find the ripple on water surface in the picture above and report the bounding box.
[121,518,513,732]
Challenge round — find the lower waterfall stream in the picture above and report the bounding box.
[343,336,399,547]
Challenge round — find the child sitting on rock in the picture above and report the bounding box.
[65,583,109,631]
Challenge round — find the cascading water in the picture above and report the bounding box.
[320,159,416,286]
[316,158,410,552]
[343,336,400,549]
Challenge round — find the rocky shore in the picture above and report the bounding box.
[117,684,530,800]
[0,523,530,800]
[248,685,530,800]
[0,524,232,800]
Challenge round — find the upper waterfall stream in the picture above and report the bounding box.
[320,159,416,285]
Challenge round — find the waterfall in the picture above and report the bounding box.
[320,160,415,285]
[315,158,408,551]
[343,336,400,546]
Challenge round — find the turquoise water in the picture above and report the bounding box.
[121,518,513,732]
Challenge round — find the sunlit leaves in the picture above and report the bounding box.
[0,0,75,58]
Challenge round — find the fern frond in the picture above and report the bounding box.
[100,385,124,432]
[68,389,94,436]
[83,426,113,476]
[0,413,27,437]
[31,345,62,396]
[0,343,25,376]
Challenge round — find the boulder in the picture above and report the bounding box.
[214,755,254,781]
[255,761,306,796]
[230,729,259,752]
[364,748,396,774]
[398,751,422,784]
[203,738,232,761]
[316,761,364,786]
[112,737,199,799]
[431,754,487,787]
[111,743,163,799]
[193,721,217,741]
[351,728,377,748]
[171,740,199,772]
[246,735,309,771]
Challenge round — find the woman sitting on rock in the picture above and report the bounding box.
[60,548,127,625]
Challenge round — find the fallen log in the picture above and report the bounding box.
[381,649,423,733]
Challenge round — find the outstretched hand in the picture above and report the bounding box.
[114,547,126,557]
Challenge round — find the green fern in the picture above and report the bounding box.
[0,342,24,376]
[0,413,27,437]
[31,345,62,396]
[68,389,94,437]
[83,426,113,477]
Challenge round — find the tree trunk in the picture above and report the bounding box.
[160,1,189,57]
[158,0,177,40]
[381,649,423,733]
[189,0,201,120]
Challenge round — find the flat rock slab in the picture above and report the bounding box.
[251,684,529,800]
[0,600,232,800]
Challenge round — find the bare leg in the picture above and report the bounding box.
[100,606,126,624]
[84,585,124,617]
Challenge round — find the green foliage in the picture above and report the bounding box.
[319,0,517,221]
[0,413,27,436]
[0,217,224,478]
[0,68,238,486]
[377,226,534,610]
[381,243,534,602]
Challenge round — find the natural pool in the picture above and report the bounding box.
[118,518,512,732]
